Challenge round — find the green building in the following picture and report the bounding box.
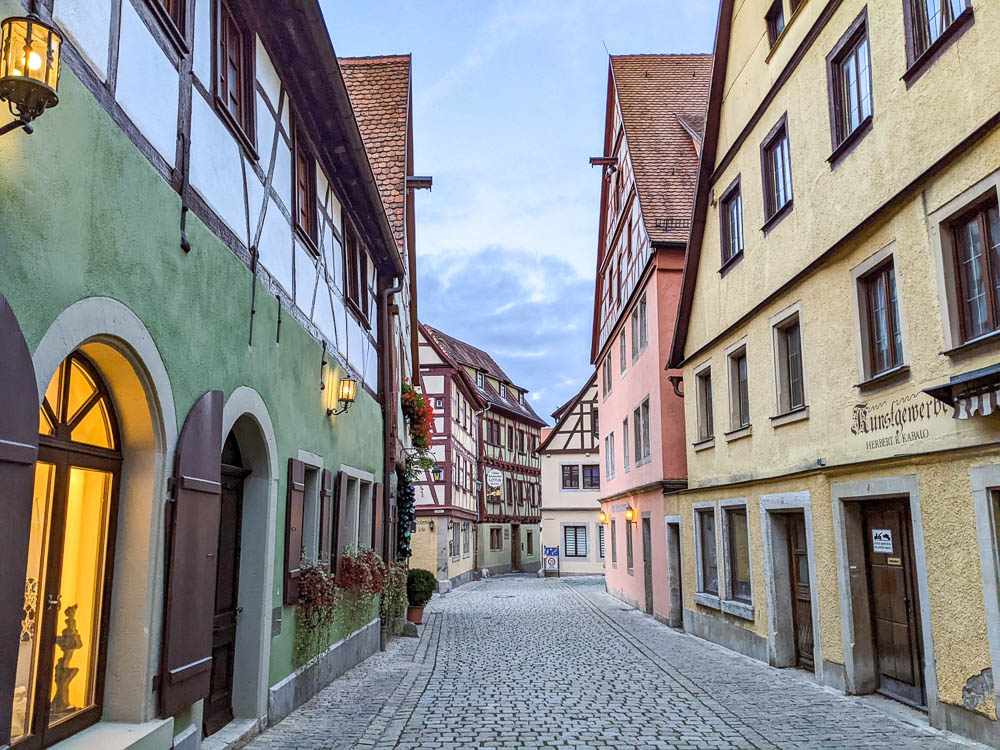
[0,2,420,749]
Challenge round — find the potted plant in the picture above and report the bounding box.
[406,568,436,625]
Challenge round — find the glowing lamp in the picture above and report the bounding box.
[431,465,443,482]
[624,507,636,522]
[598,511,608,524]
[327,376,358,416]
[0,12,61,136]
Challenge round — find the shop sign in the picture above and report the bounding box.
[486,468,503,488]
[850,390,951,452]
[871,529,893,554]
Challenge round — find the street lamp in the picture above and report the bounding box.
[327,376,357,415]
[598,511,608,524]
[0,8,62,136]
[431,465,443,482]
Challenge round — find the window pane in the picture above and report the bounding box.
[66,359,97,426]
[988,205,1000,325]
[641,400,651,460]
[633,408,642,464]
[699,511,718,595]
[857,40,872,121]
[728,510,752,602]
[737,355,749,427]
[70,398,114,450]
[956,215,989,339]
[843,53,859,133]
[868,272,892,373]
[49,468,114,727]
[786,322,804,409]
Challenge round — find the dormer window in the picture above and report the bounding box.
[500,383,507,400]
[519,392,525,407]
[477,372,484,389]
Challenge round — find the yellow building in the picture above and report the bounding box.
[667,1,1000,744]
[538,374,605,576]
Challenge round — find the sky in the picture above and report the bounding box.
[323,0,718,421]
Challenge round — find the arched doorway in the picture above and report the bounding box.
[204,431,250,737]
[13,352,122,748]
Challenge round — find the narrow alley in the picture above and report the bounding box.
[247,577,974,750]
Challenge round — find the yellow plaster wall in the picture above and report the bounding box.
[409,520,438,577]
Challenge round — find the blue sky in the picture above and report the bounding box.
[323,0,717,421]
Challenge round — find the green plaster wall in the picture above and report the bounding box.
[0,56,383,688]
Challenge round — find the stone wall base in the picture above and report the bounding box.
[267,619,380,726]
[682,608,768,663]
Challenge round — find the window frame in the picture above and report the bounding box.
[772,307,807,417]
[610,519,618,565]
[949,197,1000,345]
[727,344,751,433]
[694,504,720,601]
[861,259,905,378]
[694,362,715,444]
[719,175,744,272]
[582,464,601,490]
[901,0,974,86]
[826,8,873,164]
[292,120,319,252]
[561,464,580,490]
[766,0,786,47]
[342,222,370,327]
[619,332,627,376]
[622,417,630,471]
[212,0,257,158]
[563,525,588,558]
[625,518,634,573]
[147,0,190,53]
[759,114,794,231]
[638,294,648,351]
[723,504,753,605]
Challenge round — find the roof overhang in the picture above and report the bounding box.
[924,363,1000,419]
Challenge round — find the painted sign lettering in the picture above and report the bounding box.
[850,391,951,452]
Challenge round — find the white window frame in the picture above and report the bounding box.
[298,450,324,565]
[622,417,630,472]
[597,523,606,560]
[340,464,376,550]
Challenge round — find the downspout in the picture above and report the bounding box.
[472,402,492,578]
[379,274,405,558]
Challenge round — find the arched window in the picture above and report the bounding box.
[12,352,121,748]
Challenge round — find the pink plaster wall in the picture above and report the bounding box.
[601,490,669,620]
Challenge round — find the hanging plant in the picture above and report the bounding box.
[401,381,434,454]
[336,547,387,634]
[379,560,409,636]
[292,561,339,666]
[396,458,419,559]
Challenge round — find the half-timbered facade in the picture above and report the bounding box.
[538,374,604,576]
[590,54,710,621]
[667,2,1000,744]
[423,326,545,576]
[412,324,484,590]
[0,2,424,749]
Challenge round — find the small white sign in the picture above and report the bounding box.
[872,529,893,554]
[486,468,503,488]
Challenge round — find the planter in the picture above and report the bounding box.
[406,605,425,625]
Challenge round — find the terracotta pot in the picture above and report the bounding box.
[406,605,425,625]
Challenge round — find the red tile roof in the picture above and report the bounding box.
[610,54,713,244]
[339,55,411,255]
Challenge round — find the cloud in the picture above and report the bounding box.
[418,247,594,422]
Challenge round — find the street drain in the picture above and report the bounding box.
[493,595,515,599]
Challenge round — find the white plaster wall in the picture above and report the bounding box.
[190,93,250,237]
[258,200,293,294]
[255,39,282,115]
[294,242,318,314]
[53,0,111,81]
[192,0,212,85]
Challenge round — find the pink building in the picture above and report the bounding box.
[590,54,711,621]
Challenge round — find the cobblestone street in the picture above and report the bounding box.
[247,576,980,750]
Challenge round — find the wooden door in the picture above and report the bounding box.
[862,500,925,707]
[203,436,247,737]
[510,524,521,571]
[786,513,813,671]
[642,518,653,614]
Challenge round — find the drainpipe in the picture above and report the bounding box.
[472,403,492,578]
[667,375,684,398]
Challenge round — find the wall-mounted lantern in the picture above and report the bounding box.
[598,511,608,524]
[0,9,62,137]
[428,519,434,532]
[624,507,635,523]
[431,465,443,482]
[327,376,357,416]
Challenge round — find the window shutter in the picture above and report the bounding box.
[373,482,384,557]
[160,390,223,718]
[283,458,305,605]
[335,470,349,576]
[0,295,38,746]
[318,468,334,573]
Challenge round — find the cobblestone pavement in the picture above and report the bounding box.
[248,575,981,750]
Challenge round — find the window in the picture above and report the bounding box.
[631,308,639,360]
[619,333,627,375]
[463,522,470,555]
[527,530,533,556]
[561,465,580,490]
[564,526,588,558]
[639,294,648,351]
[762,117,793,223]
[766,0,785,46]
[598,525,606,559]
[505,478,512,505]
[696,367,714,441]
[500,383,507,400]
[490,527,503,550]
[343,226,369,321]
[626,519,634,571]
[621,418,630,471]
[720,177,744,266]
[775,314,805,413]
[610,519,618,564]
[951,200,1000,343]
[728,347,750,430]
[477,371,485,388]
[293,125,317,247]
[725,508,752,603]
[592,406,599,437]
[862,261,904,375]
[518,431,525,454]
[829,13,872,150]
[154,0,187,39]
[214,0,255,147]
[582,464,600,490]
[507,426,514,450]
[697,509,719,595]
[604,432,615,479]
[450,521,460,559]
[905,0,971,63]
[640,399,651,462]
[602,357,612,397]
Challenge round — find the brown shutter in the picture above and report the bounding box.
[318,468,334,573]
[335,470,349,577]
[0,294,38,746]
[160,390,224,718]
[283,458,305,604]
[372,482,384,556]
